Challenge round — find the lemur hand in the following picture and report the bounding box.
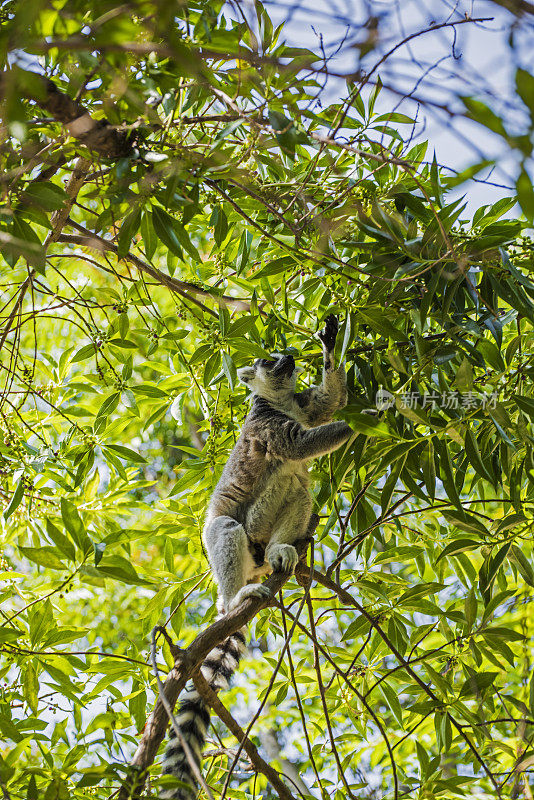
[318,314,339,352]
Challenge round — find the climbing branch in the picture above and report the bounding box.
[150,628,216,800]
[117,519,317,800]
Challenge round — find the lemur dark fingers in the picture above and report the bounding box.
[318,314,339,351]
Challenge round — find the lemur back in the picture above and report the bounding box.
[160,315,351,799]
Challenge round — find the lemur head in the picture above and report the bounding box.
[237,354,298,401]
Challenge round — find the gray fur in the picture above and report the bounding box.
[160,316,351,798]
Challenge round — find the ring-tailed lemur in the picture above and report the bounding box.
[161,315,351,799]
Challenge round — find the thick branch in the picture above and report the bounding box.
[117,521,317,799]
[486,0,534,14]
[0,69,133,159]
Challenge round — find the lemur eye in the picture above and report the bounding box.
[260,359,276,369]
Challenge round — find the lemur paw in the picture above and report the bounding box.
[228,583,272,611]
[267,544,299,573]
[318,314,339,352]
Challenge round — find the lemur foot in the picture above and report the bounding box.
[228,583,272,611]
[267,543,299,573]
[318,314,339,352]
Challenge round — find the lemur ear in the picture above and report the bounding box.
[237,366,256,385]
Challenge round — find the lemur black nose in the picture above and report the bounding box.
[274,354,295,376]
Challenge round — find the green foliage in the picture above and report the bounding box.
[1,1,534,798]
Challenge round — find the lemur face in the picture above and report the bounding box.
[237,354,298,398]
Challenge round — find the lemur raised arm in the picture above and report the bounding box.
[161,315,351,800]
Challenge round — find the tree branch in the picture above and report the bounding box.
[117,518,318,799]
[150,628,215,800]
[56,225,250,312]
[0,157,90,352]
[299,565,502,797]
[192,672,298,800]
[0,69,133,159]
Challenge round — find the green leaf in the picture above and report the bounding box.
[454,358,473,392]
[61,498,91,553]
[71,344,97,363]
[268,109,306,157]
[477,339,505,372]
[152,206,199,260]
[222,352,236,390]
[465,588,477,629]
[516,68,534,120]
[459,671,498,697]
[94,542,106,566]
[464,428,494,485]
[97,555,151,585]
[461,97,508,138]
[421,440,436,501]
[4,479,24,521]
[358,310,409,342]
[219,304,230,338]
[140,210,157,261]
[342,411,390,439]
[487,542,511,587]
[509,545,534,587]
[212,206,228,246]
[203,352,221,387]
[380,682,403,727]
[104,444,147,463]
[339,314,352,363]
[108,338,137,349]
[19,546,64,570]
[96,392,120,420]
[0,626,22,643]
[29,598,54,645]
[479,543,510,600]
[26,774,38,799]
[46,519,75,560]
[442,510,488,537]
[133,384,167,398]
[21,182,67,211]
[23,662,39,713]
[1,225,45,271]
[117,207,141,258]
[435,539,479,563]
[514,395,534,418]
[254,256,294,279]
[517,167,534,221]
[381,455,406,516]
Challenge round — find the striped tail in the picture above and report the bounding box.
[160,628,247,799]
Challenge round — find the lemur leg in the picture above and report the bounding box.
[265,488,313,573]
[203,516,272,612]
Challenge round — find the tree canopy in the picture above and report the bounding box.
[1,1,534,799]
